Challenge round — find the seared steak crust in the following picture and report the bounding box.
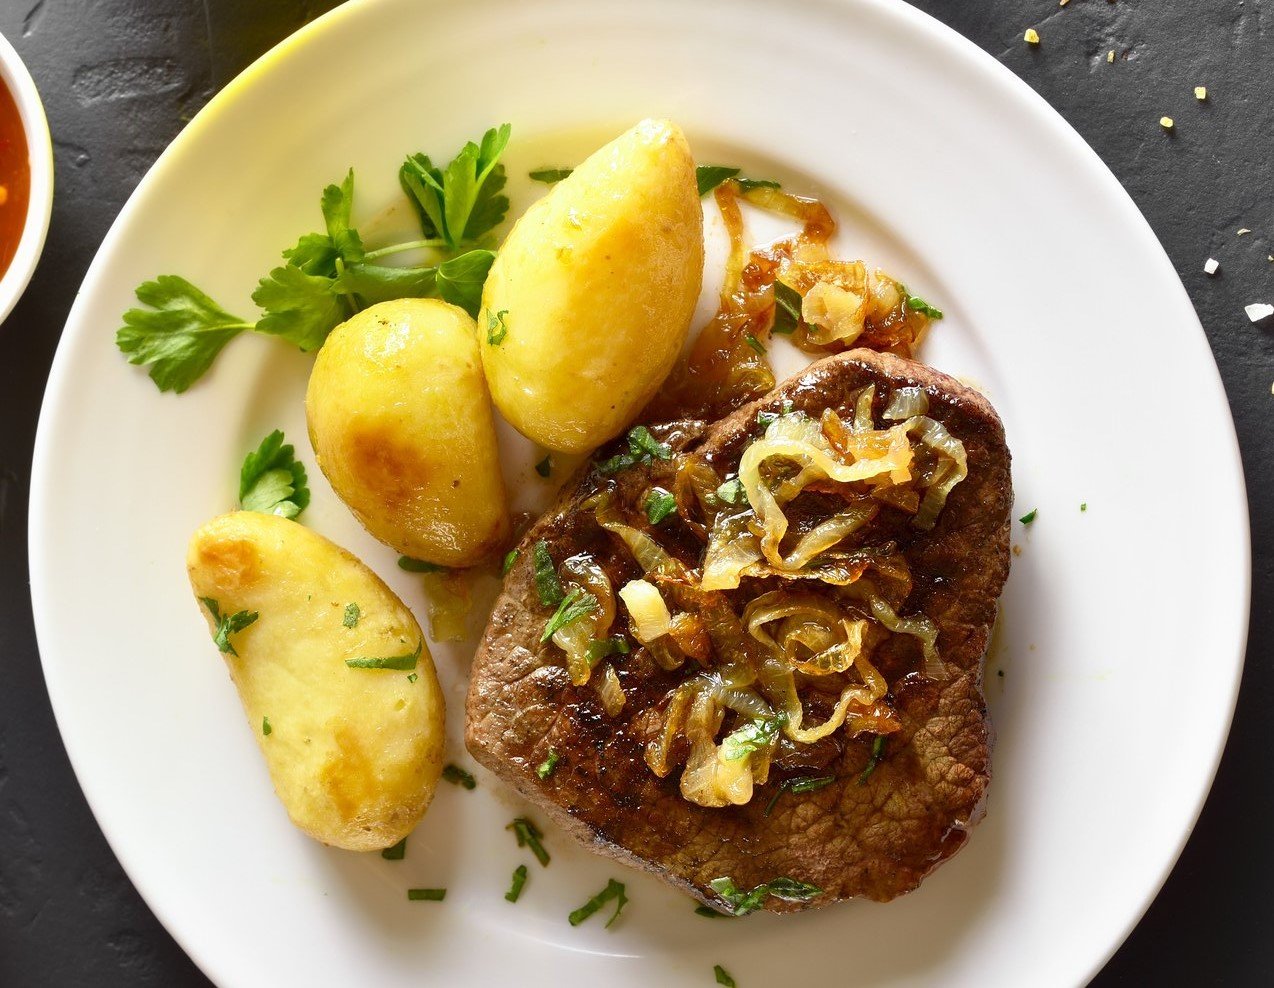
[465,350,1012,911]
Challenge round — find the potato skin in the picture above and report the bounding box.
[480,118,704,453]
[306,298,510,568]
[187,511,444,851]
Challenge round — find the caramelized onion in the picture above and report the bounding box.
[552,554,616,686]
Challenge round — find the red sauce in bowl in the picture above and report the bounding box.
[0,77,30,280]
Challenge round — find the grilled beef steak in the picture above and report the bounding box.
[465,350,1012,912]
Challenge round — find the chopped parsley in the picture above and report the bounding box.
[407,672,418,683]
[858,735,887,785]
[344,639,422,671]
[442,764,477,789]
[720,716,783,761]
[486,308,509,345]
[536,749,560,780]
[506,864,529,901]
[757,400,796,429]
[714,477,747,506]
[261,716,272,736]
[535,454,552,478]
[736,177,781,192]
[532,540,565,607]
[695,905,733,919]
[529,167,573,183]
[238,430,310,519]
[744,332,767,355]
[342,603,360,628]
[643,487,678,525]
[772,280,802,334]
[905,293,944,320]
[501,548,520,576]
[707,876,822,916]
[1019,508,1038,525]
[541,587,598,643]
[696,165,740,196]
[398,556,447,573]
[596,425,673,475]
[198,597,259,657]
[715,965,737,987]
[763,774,835,816]
[568,879,628,928]
[507,817,550,867]
[1080,502,1088,512]
[381,837,406,860]
[406,888,446,901]
[585,635,631,666]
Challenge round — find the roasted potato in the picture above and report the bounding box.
[480,118,704,453]
[306,298,510,568]
[187,510,444,851]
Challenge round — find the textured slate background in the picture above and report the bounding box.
[1,1,1270,984]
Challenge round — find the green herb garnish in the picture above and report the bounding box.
[757,400,796,429]
[568,879,628,928]
[905,293,944,319]
[507,817,550,867]
[597,425,674,475]
[442,764,477,789]
[696,165,741,196]
[501,548,520,576]
[342,603,360,628]
[707,876,822,916]
[406,888,446,901]
[398,556,446,573]
[529,167,573,184]
[407,672,418,683]
[714,477,747,506]
[238,430,310,519]
[119,129,510,392]
[763,774,835,816]
[721,716,783,761]
[1081,502,1088,512]
[1019,508,1038,525]
[344,640,422,671]
[715,965,737,987]
[535,454,552,478]
[744,333,767,355]
[643,487,678,525]
[541,588,598,643]
[381,837,406,860]
[695,905,733,918]
[532,540,564,607]
[261,716,272,736]
[585,635,631,666]
[198,597,259,657]
[858,735,887,785]
[736,178,781,192]
[536,749,560,780]
[486,308,509,345]
[506,864,529,901]
[772,280,802,335]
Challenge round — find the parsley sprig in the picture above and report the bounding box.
[707,876,823,916]
[239,430,310,519]
[118,127,511,393]
[198,597,258,656]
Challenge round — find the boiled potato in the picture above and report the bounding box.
[480,118,703,453]
[187,511,444,851]
[306,298,509,568]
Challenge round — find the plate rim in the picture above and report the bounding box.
[28,0,1252,984]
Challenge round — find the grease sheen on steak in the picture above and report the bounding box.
[465,350,1011,912]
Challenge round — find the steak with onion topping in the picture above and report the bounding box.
[465,349,1011,912]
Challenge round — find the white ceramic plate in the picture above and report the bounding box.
[30,1,1250,986]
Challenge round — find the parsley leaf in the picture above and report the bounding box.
[772,280,802,335]
[400,124,511,249]
[536,749,560,780]
[261,716,272,736]
[345,640,422,670]
[585,636,630,666]
[715,965,737,987]
[381,837,406,860]
[714,477,747,506]
[744,332,767,355]
[696,165,740,196]
[905,293,944,320]
[198,597,259,657]
[116,276,254,393]
[535,454,553,478]
[707,876,822,916]
[331,262,437,306]
[532,541,564,607]
[643,487,678,525]
[343,603,360,628]
[398,556,447,573]
[501,549,520,576]
[529,167,573,183]
[251,263,347,352]
[442,764,477,789]
[436,249,496,316]
[763,774,835,816]
[541,588,598,643]
[486,308,509,346]
[596,425,674,475]
[568,879,627,928]
[720,716,783,761]
[736,178,781,192]
[239,430,310,519]
[1019,508,1038,525]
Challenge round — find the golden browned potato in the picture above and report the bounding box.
[306,298,509,568]
[480,118,703,453]
[187,511,444,851]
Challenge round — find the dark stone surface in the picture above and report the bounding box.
[0,1,1268,984]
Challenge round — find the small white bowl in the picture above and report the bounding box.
[0,30,53,326]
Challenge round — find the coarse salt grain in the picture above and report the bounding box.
[1024,28,1040,45]
[1159,116,1175,130]
[1195,86,1208,100]
[1244,303,1274,324]
[1204,258,1220,275]
[1237,228,1252,236]
[1107,50,1115,62]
